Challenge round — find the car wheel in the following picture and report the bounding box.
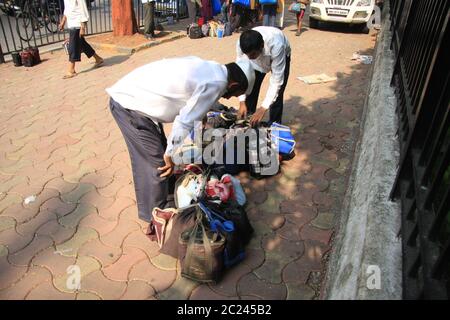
[309,18,319,29]
[360,23,370,34]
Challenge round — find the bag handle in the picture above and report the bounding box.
[184,208,214,280]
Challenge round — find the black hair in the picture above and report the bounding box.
[239,30,264,54]
[225,62,248,93]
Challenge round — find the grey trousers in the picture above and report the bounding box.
[186,0,197,24]
[144,2,156,36]
[109,98,170,223]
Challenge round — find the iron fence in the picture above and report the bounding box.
[0,0,188,59]
[390,0,450,300]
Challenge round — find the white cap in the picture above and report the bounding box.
[235,58,255,96]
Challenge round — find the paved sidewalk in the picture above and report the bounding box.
[0,16,375,299]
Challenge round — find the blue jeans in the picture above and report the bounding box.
[262,4,276,27]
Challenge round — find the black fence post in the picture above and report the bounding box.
[176,0,180,22]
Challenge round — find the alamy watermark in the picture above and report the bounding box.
[66,265,81,291]
[366,265,381,290]
[171,122,282,176]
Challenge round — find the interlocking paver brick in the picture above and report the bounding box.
[0,227,34,254]
[58,203,97,229]
[190,285,239,300]
[26,281,76,300]
[209,262,252,297]
[103,247,147,282]
[0,266,52,300]
[55,227,98,257]
[16,210,57,236]
[299,225,334,245]
[79,189,116,210]
[79,270,127,300]
[157,275,200,300]
[120,280,156,300]
[60,183,96,204]
[0,193,23,214]
[238,273,287,300]
[78,238,122,268]
[311,211,335,230]
[0,256,28,290]
[255,235,304,284]
[122,229,160,259]
[98,196,135,221]
[76,292,102,300]
[100,218,140,248]
[8,235,53,267]
[35,220,77,245]
[0,216,16,233]
[53,255,101,293]
[79,213,118,237]
[44,177,78,195]
[129,258,176,293]
[0,245,8,257]
[32,247,77,277]
[286,283,316,300]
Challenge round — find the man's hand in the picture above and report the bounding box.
[58,22,64,31]
[79,27,85,37]
[158,154,174,178]
[250,107,267,127]
[238,102,247,119]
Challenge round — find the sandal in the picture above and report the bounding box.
[93,59,104,68]
[62,72,77,79]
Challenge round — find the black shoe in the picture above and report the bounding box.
[145,33,156,40]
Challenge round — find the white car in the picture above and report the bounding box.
[309,0,376,33]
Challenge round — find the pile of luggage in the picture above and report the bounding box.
[149,106,297,284]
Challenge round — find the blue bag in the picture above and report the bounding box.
[270,123,296,155]
[259,0,277,4]
[199,201,247,268]
[233,0,251,8]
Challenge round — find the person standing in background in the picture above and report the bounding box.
[142,0,156,39]
[296,0,309,36]
[236,26,291,125]
[59,0,103,79]
[261,1,277,27]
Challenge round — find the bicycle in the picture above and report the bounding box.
[15,0,61,42]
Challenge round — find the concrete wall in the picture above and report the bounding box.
[324,1,403,300]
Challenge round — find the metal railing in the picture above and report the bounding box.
[390,0,450,300]
[0,0,188,60]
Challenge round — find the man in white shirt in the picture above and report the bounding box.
[59,0,103,79]
[106,56,255,231]
[236,26,291,126]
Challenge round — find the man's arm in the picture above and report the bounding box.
[79,0,90,36]
[261,45,286,109]
[165,82,224,158]
[59,15,66,31]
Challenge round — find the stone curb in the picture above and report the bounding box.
[88,32,187,55]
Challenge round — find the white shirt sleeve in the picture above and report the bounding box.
[165,83,223,156]
[79,0,90,23]
[261,45,286,109]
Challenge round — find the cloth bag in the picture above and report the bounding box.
[178,210,225,283]
[150,207,178,248]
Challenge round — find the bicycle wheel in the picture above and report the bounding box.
[16,1,35,42]
[44,1,58,33]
